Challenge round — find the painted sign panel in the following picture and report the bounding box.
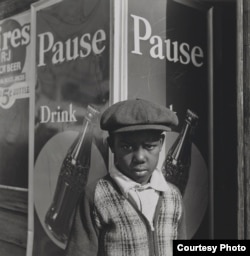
[0,11,30,188]
[30,0,110,255]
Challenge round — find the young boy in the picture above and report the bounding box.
[65,98,186,256]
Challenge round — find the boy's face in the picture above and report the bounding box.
[109,130,164,184]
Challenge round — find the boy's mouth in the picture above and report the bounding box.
[133,167,148,172]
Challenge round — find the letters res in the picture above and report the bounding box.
[131,14,204,67]
[0,23,30,51]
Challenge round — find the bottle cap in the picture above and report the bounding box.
[86,105,100,121]
[186,109,199,126]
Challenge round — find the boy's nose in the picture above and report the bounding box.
[133,147,146,163]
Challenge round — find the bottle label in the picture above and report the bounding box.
[60,156,90,192]
[164,155,190,194]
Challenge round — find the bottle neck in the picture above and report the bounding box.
[70,118,90,163]
[171,121,192,163]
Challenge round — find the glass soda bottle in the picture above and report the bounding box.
[162,109,198,195]
[45,105,99,243]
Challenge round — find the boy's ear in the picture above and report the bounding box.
[107,136,114,153]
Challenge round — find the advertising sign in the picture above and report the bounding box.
[29,0,110,255]
[0,11,30,188]
[127,0,213,239]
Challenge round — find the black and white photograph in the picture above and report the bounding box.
[0,0,248,255]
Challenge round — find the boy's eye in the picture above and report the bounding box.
[144,144,156,150]
[121,144,133,151]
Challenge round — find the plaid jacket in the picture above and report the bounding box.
[65,174,186,256]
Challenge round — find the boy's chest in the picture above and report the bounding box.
[97,189,178,234]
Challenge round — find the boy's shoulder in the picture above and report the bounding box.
[84,174,118,196]
[82,174,122,207]
[162,182,184,217]
[163,181,183,199]
[85,173,108,189]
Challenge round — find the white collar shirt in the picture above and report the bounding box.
[110,166,169,231]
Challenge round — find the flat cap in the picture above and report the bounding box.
[100,98,178,133]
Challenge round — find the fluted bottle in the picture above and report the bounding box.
[45,105,99,243]
[162,109,198,195]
